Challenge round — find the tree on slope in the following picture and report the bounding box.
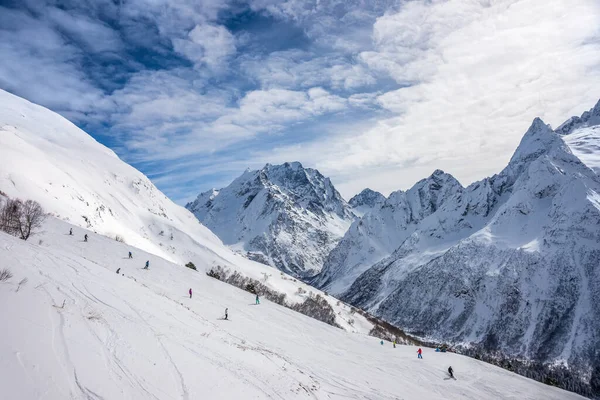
[0,198,46,240]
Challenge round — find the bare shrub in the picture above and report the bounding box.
[185,261,197,271]
[290,294,341,328]
[115,235,125,243]
[0,198,20,235]
[0,198,46,240]
[18,200,46,240]
[0,269,13,282]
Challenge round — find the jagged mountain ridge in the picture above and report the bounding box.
[315,170,464,295]
[324,100,600,397]
[186,162,355,278]
[348,188,386,217]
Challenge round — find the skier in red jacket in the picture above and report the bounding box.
[417,348,423,359]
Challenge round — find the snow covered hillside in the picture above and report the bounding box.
[0,218,584,400]
[0,89,365,332]
[186,162,355,278]
[316,100,600,398]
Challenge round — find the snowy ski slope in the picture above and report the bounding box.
[0,88,370,333]
[0,218,584,400]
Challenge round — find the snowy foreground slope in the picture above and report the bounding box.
[0,219,583,400]
[186,162,354,278]
[0,88,367,332]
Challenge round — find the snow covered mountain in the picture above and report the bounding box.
[316,170,463,295]
[0,88,366,332]
[348,188,386,217]
[186,162,355,278]
[0,217,582,400]
[318,100,600,397]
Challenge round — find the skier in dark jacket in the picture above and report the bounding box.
[69,228,73,236]
[128,251,132,259]
[189,288,192,299]
[116,268,121,274]
[448,366,454,379]
[84,234,88,242]
[224,308,228,320]
[144,260,149,269]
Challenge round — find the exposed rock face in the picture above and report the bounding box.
[187,162,355,278]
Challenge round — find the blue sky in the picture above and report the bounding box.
[1,0,600,204]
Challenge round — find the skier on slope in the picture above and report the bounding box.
[116,268,121,274]
[448,366,454,379]
[417,348,423,359]
[144,260,149,269]
[84,234,88,242]
[189,288,193,299]
[224,308,228,320]
[69,228,73,236]
[393,340,397,348]
[255,294,260,305]
[128,251,133,259]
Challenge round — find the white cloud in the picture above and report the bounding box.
[240,50,377,91]
[0,7,109,114]
[2,0,600,203]
[299,0,600,197]
[173,24,237,70]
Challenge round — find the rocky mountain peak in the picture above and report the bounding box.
[186,162,354,277]
[554,98,600,135]
[508,117,558,169]
[348,188,385,207]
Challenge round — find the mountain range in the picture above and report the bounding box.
[1,85,598,397]
[187,99,600,397]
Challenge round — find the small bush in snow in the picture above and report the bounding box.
[115,235,125,243]
[206,265,224,280]
[0,269,13,282]
[0,198,46,240]
[185,262,197,271]
[348,318,355,326]
[290,294,340,328]
[297,287,306,295]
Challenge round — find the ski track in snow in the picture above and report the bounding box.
[0,218,587,399]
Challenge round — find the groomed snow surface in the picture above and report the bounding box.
[0,218,583,400]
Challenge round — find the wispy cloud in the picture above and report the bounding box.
[1,0,599,204]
